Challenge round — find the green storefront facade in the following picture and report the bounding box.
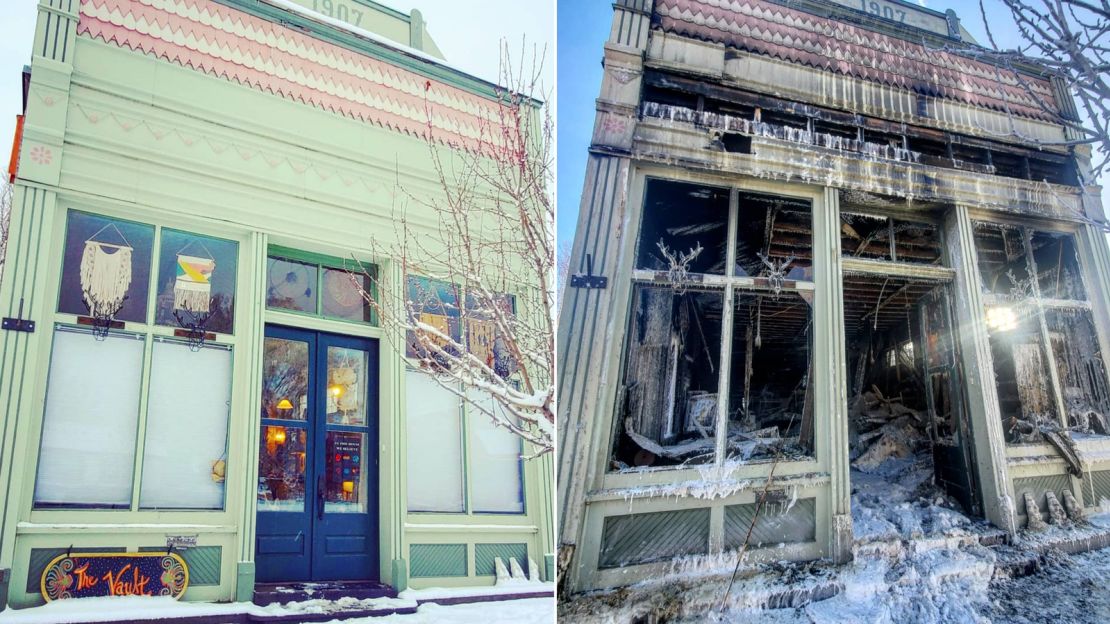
[0,0,554,608]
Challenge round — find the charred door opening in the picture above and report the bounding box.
[843,269,982,538]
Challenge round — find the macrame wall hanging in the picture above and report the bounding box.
[174,241,216,315]
[80,222,133,338]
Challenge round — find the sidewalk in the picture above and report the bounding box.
[0,584,555,624]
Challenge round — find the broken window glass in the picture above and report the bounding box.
[734,192,812,280]
[1030,231,1086,301]
[1046,309,1110,435]
[974,223,1035,298]
[613,285,722,469]
[725,292,813,461]
[986,307,1059,443]
[636,180,730,276]
[840,213,942,265]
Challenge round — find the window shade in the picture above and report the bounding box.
[140,340,232,509]
[34,328,145,508]
[406,370,464,512]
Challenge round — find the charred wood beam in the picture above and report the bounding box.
[643,70,1071,159]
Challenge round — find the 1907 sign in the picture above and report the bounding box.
[41,553,189,602]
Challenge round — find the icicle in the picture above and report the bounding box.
[755,297,762,349]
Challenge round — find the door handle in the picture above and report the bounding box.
[316,475,325,520]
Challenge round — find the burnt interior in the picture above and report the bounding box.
[973,223,1110,443]
[640,73,1080,187]
[843,273,980,517]
[614,182,816,469]
[636,179,730,275]
[840,213,942,265]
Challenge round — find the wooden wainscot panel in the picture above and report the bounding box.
[41,552,189,602]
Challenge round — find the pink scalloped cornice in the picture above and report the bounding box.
[77,0,506,151]
[655,0,1061,122]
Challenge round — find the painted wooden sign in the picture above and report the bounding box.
[41,552,188,602]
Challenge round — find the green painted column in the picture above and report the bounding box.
[814,187,851,563]
[0,0,80,608]
[943,205,1015,534]
[556,0,653,590]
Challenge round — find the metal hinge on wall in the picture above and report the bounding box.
[1,298,34,333]
[570,254,608,289]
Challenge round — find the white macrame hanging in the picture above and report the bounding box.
[80,241,133,317]
[174,254,216,314]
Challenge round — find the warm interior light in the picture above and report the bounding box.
[273,428,287,444]
[329,385,344,398]
[276,398,294,410]
[986,306,1018,332]
[342,481,354,494]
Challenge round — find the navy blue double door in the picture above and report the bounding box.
[256,325,379,582]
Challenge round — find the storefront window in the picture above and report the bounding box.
[154,229,238,335]
[322,267,373,322]
[34,327,145,508]
[139,340,232,510]
[974,223,1110,443]
[614,181,815,470]
[265,249,376,324]
[57,211,154,323]
[406,276,463,359]
[266,257,318,313]
[406,370,465,512]
[468,391,524,513]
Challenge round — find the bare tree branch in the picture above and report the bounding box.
[355,40,554,455]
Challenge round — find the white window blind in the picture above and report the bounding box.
[140,340,232,509]
[406,370,464,512]
[34,328,145,507]
[468,391,524,513]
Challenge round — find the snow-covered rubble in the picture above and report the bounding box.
[560,441,1110,623]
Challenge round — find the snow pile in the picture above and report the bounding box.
[0,594,555,624]
[850,457,978,545]
[358,597,554,623]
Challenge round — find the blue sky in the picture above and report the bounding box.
[555,0,1110,247]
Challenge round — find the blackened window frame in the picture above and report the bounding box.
[611,178,818,472]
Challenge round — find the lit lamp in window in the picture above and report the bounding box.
[329,384,344,398]
[986,306,1018,332]
[342,480,354,501]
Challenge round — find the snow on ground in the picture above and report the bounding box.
[559,449,1110,624]
[0,594,553,624]
[335,597,553,623]
[399,580,554,601]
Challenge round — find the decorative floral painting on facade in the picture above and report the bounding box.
[58,211,153,323]
[154,229,238,335]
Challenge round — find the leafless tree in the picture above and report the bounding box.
[556,238,572,311]
[0,181,11,282]
[970,0,1110,178]
[356,43,554,455]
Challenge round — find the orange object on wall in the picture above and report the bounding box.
[7,114,24,183]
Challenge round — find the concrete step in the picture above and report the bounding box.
[252,581,398,606]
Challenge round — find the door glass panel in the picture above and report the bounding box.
[263,337,309,421]
[257,425,307,511]
[326,346,369,426]
[324,431,367,513]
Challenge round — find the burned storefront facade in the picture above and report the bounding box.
[557,0,1110,593]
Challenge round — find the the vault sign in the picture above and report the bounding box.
[40,552,189,602]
